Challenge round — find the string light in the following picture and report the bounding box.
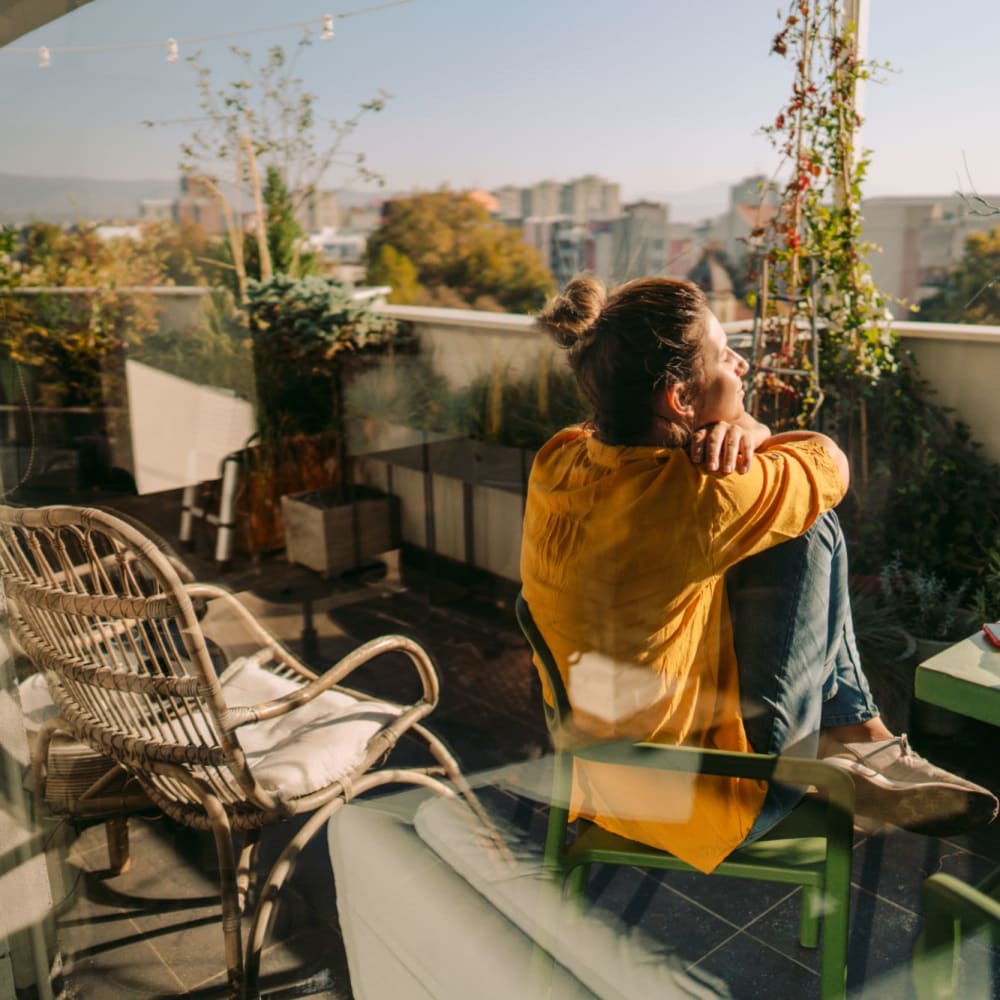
[8,0,411,62]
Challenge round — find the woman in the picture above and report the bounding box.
[520,275,996,873]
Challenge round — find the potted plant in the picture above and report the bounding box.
[241,273,400,574]
[877,555,979,736]
[878,556,977,650]
[970,541,1000,625]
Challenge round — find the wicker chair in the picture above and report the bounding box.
[0,503,487,999]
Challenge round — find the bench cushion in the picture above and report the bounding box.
[412,770,727,1000]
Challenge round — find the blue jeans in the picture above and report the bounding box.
[727,510,879,844]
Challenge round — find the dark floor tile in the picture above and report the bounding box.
[653,867,800,930]
[57,881,186,998]
[747,884,921,996]
[692,927,819,999]
[61,940,187,999]
[580,865,739,968]
[852,828,998,913]
[913,923,1000,1000]
[180,918,350,999]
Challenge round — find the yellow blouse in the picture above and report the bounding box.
[519,427,845,872]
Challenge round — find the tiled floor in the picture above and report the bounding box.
[33,493,1000,998]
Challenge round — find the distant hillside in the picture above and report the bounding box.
[0,174,179,224]
[0,174,394,226]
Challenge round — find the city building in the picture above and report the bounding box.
[295,189,340,233]
[523,214,588,287]
[560,174,621,223]
[494,184,523,222]
[702,174,780,276]
[861,195,1000,307]
[138,198,175,223]
[609,200,669,283]
[174,174,226,235]
[522,179,562,218]
[498,175,621,225]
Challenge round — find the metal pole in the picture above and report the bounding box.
[836,0,870,206]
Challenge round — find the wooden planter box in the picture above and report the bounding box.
[281,485,400,577]
[352,438,533,582]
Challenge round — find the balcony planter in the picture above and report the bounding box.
[281,484,400,577]
[353,437,532,583]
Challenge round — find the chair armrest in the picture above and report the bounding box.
[572,740,855,813]
[188,583,442,730]
[923,871,1000,928]
[184,583,318,680]
[227,634,441,726]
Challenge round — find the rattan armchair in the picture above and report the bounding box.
[0,503,486,999]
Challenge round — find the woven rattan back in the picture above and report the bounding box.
[0,505,256,813]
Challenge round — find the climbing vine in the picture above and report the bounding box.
[751,0,896,448]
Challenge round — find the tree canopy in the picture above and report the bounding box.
[918,226,1000,325]
[365,191,555,313]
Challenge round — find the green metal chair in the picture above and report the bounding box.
[515,591,856,1000]
[912,869,1000,999]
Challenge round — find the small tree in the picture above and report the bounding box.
[0,223,162,407]
[364,190,555,312]
[172,38,390,297]
[918,227,1000,326]
[367,244,421,304]
[237,166,321,284]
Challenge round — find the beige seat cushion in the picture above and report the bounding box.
[220,657,403,798]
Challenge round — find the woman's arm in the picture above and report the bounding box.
[759,430,850,491]
[691,415,849,489]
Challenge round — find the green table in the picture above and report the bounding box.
[914,630,1000,727]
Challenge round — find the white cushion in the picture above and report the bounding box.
[329,789,599,1000]
[220,657,403,799]
[414,793,725,1000]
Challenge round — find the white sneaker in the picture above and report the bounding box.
[818,733,999,837]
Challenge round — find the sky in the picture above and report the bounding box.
[1,0,999,219]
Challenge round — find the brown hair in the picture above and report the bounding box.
[535,275,708,446]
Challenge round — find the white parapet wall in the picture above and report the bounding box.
[378,305,1000,466]
[895,320,1000,465]
[377,304,554,388]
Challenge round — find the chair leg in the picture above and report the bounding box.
[412,721,506,843]
[799,885,820,949]
[912,920,960,1000]
[201,799,244,999]
[818,804,853,1000]
[243,809,335,999]
[242,769,457,1000]
[105,817,131,875]
[236,831,260,913]
[566,863,589,904]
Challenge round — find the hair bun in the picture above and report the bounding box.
[536,275,606,348]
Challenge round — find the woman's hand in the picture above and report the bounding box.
[690,414,771,475]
